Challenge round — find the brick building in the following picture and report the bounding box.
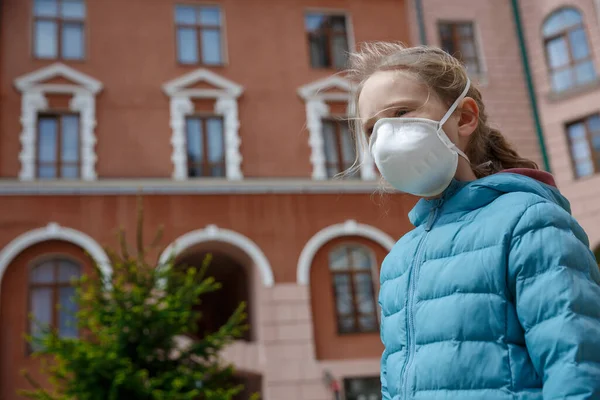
[411,0,600,248]
[0,1,414,399]
[0,0,599,400]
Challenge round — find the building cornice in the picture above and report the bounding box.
[0,179,387,196]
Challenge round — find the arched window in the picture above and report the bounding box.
[329,245,377,334]
[543,7,596,92]
[29,258,81,348]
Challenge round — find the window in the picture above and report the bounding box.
[438,22,481,74]
[33,0,85,60]
[37,113,80,179]
[322,119,356,178]
[344,377,381,400]
[175,5,223,65]
[543,8,596,92]
[566,114,600,178]
[305,13,349,69]
[29,258,81,350]
[329,245,377,334]
[185,116,225,177]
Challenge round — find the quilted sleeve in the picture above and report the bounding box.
[381,348,391,400]
[509,201,600,399]
[380,308,392,400]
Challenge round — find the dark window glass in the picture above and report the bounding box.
[438,21,481,74]
[186,116,225,177]
[175,5,223,65]
[322,119,357,179]
[33,0,85,59]
[329,245,377,334]
[344,377,381,400]
[29,259,81,351]
[566,114,600,178]
[542,8,596,92]
[305,13,349,69]
[37,114,80,180]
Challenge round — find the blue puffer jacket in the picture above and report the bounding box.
[379,171,600,400]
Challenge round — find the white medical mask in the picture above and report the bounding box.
[369,78,471,197]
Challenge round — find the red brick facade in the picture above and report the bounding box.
[5,0,599,399]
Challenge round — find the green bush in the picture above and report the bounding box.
[21,200,254,400]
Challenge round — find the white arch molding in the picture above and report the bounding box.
[0,223,112,299]
[296,219,396,285]
[158,225,274,287]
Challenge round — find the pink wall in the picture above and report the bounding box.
[416,0,600,247]
[519,0,600,246]
[416,0,542,168]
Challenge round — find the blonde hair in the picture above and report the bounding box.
[347,42,538,178]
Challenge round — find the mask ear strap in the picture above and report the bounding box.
[439,77,471,128]
[438,78,471,161]
[454,146,470,161]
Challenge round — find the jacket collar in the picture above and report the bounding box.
[407,170,567,228]
[408,179,469,227]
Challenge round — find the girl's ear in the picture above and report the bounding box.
[458,97,479,138]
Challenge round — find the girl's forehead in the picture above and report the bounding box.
[358,70,429,120]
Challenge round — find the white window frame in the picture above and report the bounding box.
[297,75,376,180]
[14,63,103,181]
[162,69,243,180]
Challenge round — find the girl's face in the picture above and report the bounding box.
[358,70,477,151]
[358,69,479,182]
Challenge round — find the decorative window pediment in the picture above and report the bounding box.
[14,63,103,181]
[163,69,243,180]
[298,75,376,180]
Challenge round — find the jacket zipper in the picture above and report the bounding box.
[400,201,443,399]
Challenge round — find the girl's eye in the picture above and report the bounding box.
[366,127,374,136]
[394,109,408,118]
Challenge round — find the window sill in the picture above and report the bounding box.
[178,62,226,68]
[469,72,488,87]
[0,178,384,195]
[570,172,600,182]
[34,56,86,63]
[546,79,600,102]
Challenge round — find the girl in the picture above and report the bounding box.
[348,43,600,399]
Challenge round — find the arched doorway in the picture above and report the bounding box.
[160,226,269,398]
[176,249,253,342]
[175,248,262,398]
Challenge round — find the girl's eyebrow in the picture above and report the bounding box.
[362,100,416,130]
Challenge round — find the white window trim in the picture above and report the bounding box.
[158,224,274,287]
[163,69,244,180]
[297,75,376,180]
[296,219,395,285]
[14,63,103,181]
[0,222,112,303]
